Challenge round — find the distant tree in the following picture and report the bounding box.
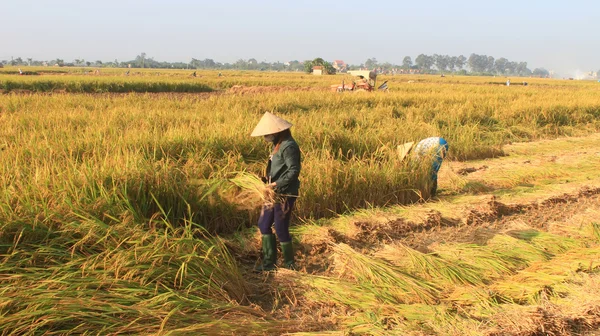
[134,53,147,68]
[415,54,434,71]
[505,61,517,75]
[11,57,24,66]
[287,60,303,72]
[380,62,393,71]
[204,59,216,68]
[86,61,91,67]
[323,61,336,74]
[245,58,258,70]
[434,54,449,72]
[516,62,531,76]
[494,57,508,74]
[303,60,313,73]
[532,68,549,77]
[448,56,457,72]
[233,59,247,69]
[303,58,335,74]
[402,56,412,69]
[364,57,378,69]
[468,54,487,73]
[95,60,103,66]
[51,58,65,66]
[486,56,495,73]
[456,55,467,70]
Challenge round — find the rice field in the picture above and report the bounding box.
[1,68,600,335]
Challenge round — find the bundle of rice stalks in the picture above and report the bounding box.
[445,286,509,312]
[191,171,276,210]
[276,270,459,335]
[432,243,519,278]
[489,246,600,304]
[377,244,485,286]
[331,243,439,304]
[506,230,583,255]
[487,234,551,268]
[228,172,276,208]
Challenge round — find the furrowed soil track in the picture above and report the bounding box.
[291,186,600,272]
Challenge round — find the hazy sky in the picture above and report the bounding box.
[2,0,598,74]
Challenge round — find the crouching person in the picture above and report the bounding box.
[251,112,301,271]
[398,137,449,197]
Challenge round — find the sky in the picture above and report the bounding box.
[2,0,599,75]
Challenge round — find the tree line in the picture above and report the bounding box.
[1,53,561,77]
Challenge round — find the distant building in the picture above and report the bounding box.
[333,60,347,72]
[312,65,324,75]
[576,71,598,80]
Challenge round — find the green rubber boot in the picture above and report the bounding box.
[255,234,277,272]
[281,241,296,270]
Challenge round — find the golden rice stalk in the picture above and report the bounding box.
[228,172,276,208]
[331,243,439,304]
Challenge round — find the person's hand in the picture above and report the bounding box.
[266,182,277,189]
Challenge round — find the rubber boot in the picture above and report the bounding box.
[430,179,438,198]
[280,241,296,270]
[255,234,277,272]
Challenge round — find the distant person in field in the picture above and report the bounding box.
[18,68,23,75]
[191,71,197,77]
[397,137,449,197]
[251,112,301,272]
[125,70,130,76]
[506,79,510,86]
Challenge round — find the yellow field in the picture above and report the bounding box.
[1,69,600,335]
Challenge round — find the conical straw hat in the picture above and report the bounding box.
[251,112,293,137]
[397,141,415,162]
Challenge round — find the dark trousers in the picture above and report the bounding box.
[258,197,296,243]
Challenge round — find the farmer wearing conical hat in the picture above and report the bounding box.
[251,112,301,271]
[397,137,449,197]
